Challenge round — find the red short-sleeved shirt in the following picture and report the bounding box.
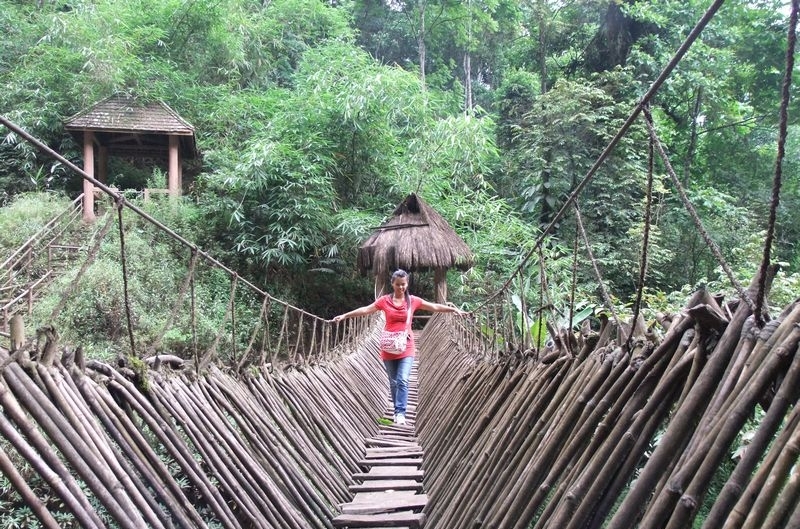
[374,294,421,360]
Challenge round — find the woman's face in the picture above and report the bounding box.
[392,276,408,296]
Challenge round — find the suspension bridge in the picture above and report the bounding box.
[2,1,800,527]
[1,250,799,529]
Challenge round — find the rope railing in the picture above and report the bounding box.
[0,115,368,368]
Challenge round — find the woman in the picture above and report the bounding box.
[332,269,468,425]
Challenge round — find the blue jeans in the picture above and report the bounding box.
[383,356,414,416]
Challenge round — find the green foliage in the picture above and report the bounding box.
[0,192,72,247]
[20,199,258,361]
[511,293,547,349]
[0,0,797,342]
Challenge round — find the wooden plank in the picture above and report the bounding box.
[365,466,423,476]
[377,433,417,441]
[378,424,415,431]
[381,409,416,414]
[349,490,420,504]
[349,480,424,493]
[365,438,422,449]
[340,494,428,515]
[353,467,424,481]
[364,447,424,458]
[332,511,426,528]
[358,458,422,467]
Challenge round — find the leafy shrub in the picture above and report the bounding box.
[0,192,72,251]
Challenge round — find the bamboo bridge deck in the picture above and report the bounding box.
[333,361,427,528]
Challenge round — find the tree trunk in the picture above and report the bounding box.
[418,0,426,89]
[583,0,654,73]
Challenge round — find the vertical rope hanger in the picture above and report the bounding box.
[537,246,546,350]
[197,273,239,370]
[754,0,798,327]
[147,249,199,356]
[190,249,199,376]
[230,273,237,366]
[116,199,137,356]
[238,293,271,373]
[573,200,623,335]
[643,111,756,312]
[626,117,655,351]
[568,214,580,355]
[514,269,526,350]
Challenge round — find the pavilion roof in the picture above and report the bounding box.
[64,94,197,158]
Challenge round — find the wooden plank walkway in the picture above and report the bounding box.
[333,361,427,528]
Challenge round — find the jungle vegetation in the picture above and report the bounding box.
[0,0,799,358]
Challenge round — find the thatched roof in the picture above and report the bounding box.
[357,193,474,276]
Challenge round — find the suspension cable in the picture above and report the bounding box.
[0,115,326,324]
[754,0,797,327]
[626,119,654,351]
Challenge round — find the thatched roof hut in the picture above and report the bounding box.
[357,193,474,302]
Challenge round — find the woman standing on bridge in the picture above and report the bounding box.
[332,269,467,425]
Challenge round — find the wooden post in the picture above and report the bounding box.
[168,135,180,197]
[434,267,447,303]
[82,130,95,222]
[10,315,24,352]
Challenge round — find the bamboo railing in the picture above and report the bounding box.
[416,281,800,529]
[0,323,389,529]
[0,195,85,339]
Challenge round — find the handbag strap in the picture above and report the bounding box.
[404,294,413,331]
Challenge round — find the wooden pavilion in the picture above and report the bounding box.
[357,193,474,302]
[64,94,197,221]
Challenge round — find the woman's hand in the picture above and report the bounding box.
[444,302,469,316]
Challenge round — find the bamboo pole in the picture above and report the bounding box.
[2,363,145,528]
[74,369,206,528]
[40,365,168,529]
[0,381,104,528]
[99,370,240,529]
[153,379,276,528]
[0,442,61,529]
[606,273,770,529]
[663,325,800,529]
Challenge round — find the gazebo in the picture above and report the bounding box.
[64,94,197,222]
[357,193,474,302]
